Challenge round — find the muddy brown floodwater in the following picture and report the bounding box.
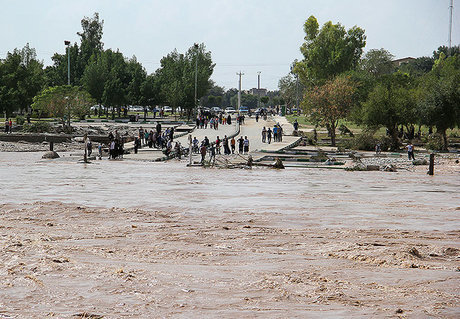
[0,152,459,318]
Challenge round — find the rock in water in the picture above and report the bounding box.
[383,164,397,172]
[272,157,285,169]
[42,151,60,159]
[412,159,428,165]
[366,165,380,171]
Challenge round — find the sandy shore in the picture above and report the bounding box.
[0,201,458,318]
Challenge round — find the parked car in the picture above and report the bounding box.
[130,105,144,112]
[239,106,249,114]
[163,106,172,112]
[211,106,222,113]
[225,107,236,114]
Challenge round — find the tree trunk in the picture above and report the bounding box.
[329,121,336,147]
[440,128,448,151]
[389,126,399,151]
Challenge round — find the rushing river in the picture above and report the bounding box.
[1,151,458,231]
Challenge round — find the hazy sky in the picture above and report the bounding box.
[1,0,458,90]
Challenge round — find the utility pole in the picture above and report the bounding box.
[194,43,199,109]
[295,74,299,110]
[237,71,244,111]
[64,40,71,85]
[448,0,454,50]
[257,71,261,109]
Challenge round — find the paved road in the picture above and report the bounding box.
[124,115,300,161]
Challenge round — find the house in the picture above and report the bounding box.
[249,88,267,96]
[392,57,416,67]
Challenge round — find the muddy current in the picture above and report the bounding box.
[0,152,459,318]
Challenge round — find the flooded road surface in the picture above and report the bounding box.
[0,151,458,232]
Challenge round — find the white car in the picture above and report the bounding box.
[163,106,172,112]
[225,107,236,114]
[211,107,222,113]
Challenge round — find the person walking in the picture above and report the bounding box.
[8,119,12,133]
[87,138,93,156]
[230,137,236,154]
[4,119,9,133]
[405,142,415,160]
[293,119,299,131]
[267,128,272,144]
[262,127,266,143]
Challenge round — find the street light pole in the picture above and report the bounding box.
[64,40,71,85]
[237,71,244,112]
[194,43,199,109]
[257,71,261,109]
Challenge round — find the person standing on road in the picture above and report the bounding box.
[139,127,145,146]
[267,128,272,144]
[238,136,244,154]
[8,119,12,133]
[243,136,249,154]
[262,127,267,143]
[216,136,221,154]
[230,137,236,154]
[405,142,415,160]
[4,119,9,133]
[223,135,230,155]
[200,143,207,163]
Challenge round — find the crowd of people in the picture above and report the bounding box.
[192,135,250,163]
[107,130,125,159]
[196,112,232,129]
[133,122,178,156]
[261,123,283,144]
[4,119,12,133]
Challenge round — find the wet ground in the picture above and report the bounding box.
[0,152,459,318]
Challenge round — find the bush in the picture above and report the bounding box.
[22,121,52,133]
[343,132,376,151]
[424,134,444,151]
[16,116,25,125]
[376,136,392,152]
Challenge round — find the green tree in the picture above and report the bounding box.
[32,85,94,128]
[360,48,394,77]
[0,44,44,117]
[278,73,298,107]
[82,54,106,110]
[433,45,460,60]
[140,74,161,109]
[46,12,104,87]
[417,54,460,149]
[260,96,269,105]
[126,56,147,107]
[303,76,356,146]
[362,73,417,150]
[294,15,366,86]
[397,56,434,77]
[156,43,214,118]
